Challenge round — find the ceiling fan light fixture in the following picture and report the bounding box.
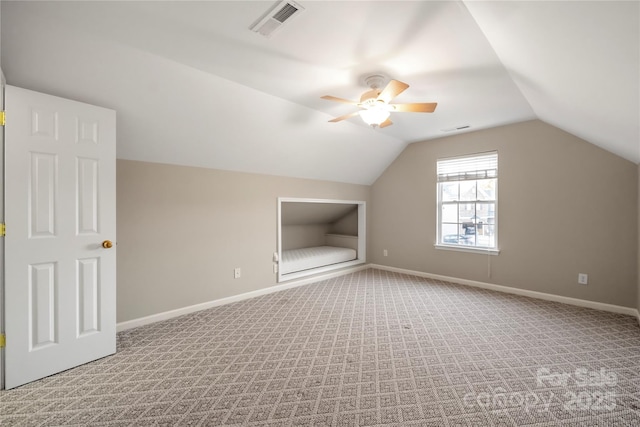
[322,77,436,128]
[359,107,390,127]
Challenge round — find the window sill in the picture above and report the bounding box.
[434,244,500,255]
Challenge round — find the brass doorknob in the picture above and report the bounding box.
[102,240,113,249]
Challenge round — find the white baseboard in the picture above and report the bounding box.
[369,264,639,318]
[116,264,369,332]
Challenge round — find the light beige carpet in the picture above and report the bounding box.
[1,268,639,426]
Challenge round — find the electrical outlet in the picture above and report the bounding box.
[383,249,388,257]
[578,273,588,285]
[234,267,241,279]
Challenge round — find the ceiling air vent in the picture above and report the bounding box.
[441,125,471,133]
[250,0,305,38]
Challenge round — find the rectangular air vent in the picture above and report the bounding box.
[250,0,305,38]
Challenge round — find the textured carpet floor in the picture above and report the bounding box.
[1,268,639,426]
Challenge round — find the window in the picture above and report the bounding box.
[436,152,498,251]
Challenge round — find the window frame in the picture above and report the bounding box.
[435,152,500,255]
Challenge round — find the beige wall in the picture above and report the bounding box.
[329,208,359,236]
[282,224,330,250]
[116,160,370,323]
[370,120,638,308]
[116,121,639,323]
[638,164,640,314]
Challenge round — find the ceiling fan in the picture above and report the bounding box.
[321,75,437,128]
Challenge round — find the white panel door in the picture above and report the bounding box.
[4,86,116,389]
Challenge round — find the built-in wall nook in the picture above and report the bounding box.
[277,198,366,282]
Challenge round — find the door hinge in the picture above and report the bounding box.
[0,223,5,237]
[0,111,5,126]
[0,334,5,349]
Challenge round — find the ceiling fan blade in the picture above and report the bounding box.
[328,111,360,123]
[377,80,409,103]
[379,118,393,128]
[392,102,438,113]
[321,95,359,105]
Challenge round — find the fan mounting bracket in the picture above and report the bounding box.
[361,74,388,90]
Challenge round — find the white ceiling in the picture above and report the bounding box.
[1,1,638,185]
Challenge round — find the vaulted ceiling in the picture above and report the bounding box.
[1,1,638,185]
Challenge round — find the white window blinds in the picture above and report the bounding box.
[437,152,498,182]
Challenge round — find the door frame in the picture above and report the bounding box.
[1,68,6,390]
[0,68,7,390]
